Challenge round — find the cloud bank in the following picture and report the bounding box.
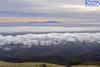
[0,33,100,47]
[0,26,100,33]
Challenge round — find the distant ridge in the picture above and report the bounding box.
[44,21,60,23]
[28,21,60,23]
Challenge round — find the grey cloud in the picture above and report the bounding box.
[0,0,100,21]
[0,0,92,13]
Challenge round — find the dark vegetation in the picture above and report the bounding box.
[81,62,100,66]
[0,42,100,66]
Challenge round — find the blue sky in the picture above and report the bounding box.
[0,0,100,23]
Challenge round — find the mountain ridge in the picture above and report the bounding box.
[28,21,60,23]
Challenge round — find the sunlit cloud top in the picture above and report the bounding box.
[0,0,100,22]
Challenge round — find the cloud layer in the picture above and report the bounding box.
[0,33,100,47]
[0,26,100,33]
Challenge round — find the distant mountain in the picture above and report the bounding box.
[28,21,60,23]
[44,21,60,23]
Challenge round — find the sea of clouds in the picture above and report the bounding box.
[0,26,100,33]
[0,33,100,47]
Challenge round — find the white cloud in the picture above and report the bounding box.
[61,5,100,12]
[0,26,100,33]
[0,33,100,47]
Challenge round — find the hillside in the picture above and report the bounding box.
[72,62,100,67]
[80,62,100,66]
[0,61,65,67]
[0,61,100,67]
[72,65,100,67]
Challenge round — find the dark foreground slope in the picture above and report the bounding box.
[0,42,100,65]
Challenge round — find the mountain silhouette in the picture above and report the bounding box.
[28,21,60,23]
[44,21,60,23]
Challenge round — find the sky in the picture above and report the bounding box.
[0,0,100,23]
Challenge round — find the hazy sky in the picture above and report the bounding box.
[0,0,100,23]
